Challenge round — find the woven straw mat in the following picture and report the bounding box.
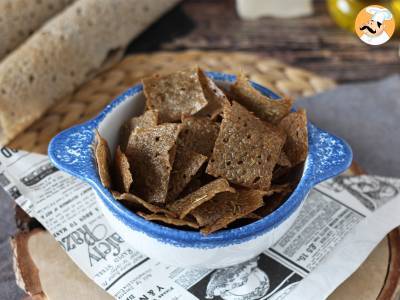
[8,50,336,154]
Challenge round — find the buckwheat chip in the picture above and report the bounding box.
[113,146,133,193]
[143,68,208,122]
[119,110,158,151]
[126,123,181,204]
[230,73,293,124]
[137,211,199,229]
[94,131,112,189]
[279,109,308,166]
[113,192,176,217]
[167,178,235,219]
[206,101,286,190]
[167,148,207,202]
[196,68,230,119]
[179,116,220,157]
[191,189,266,235]
[277,151,292,168]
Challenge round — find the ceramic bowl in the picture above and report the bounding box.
[48,72,352,268]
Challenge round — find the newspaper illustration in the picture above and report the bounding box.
[1,146,400,300]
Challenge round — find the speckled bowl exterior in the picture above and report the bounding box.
[48,72,352,268]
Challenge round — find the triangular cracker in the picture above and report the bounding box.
[191,189,266,235]
[167,148,207,202]
[143,68,208,122]
[137,211,199,229]
[94,131,112,189]
[167,178,235,219]
[119,110,158,151]
[279,109,308,166]
[113,146,133,193]
[206,101,286,190]
[230,73,293,124]
[125,123,181,203]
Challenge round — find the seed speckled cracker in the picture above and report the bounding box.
[179,116,220,157]
[167,148,207,202]
[167,178,234,219]
[113,146,133,193]
[279,109,308,166]
[191,189,266,235]
[230,73,293,124]
[143,68,208,122]
[126,123,181,204]
[119,110,158,151]
[206,101,286,190]
[94,131,112,189]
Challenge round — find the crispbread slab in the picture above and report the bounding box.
[167,178,235,219]
[196,68,229,119]
[0,0,74,60]
[137,211,199,229]
[119,110,158,151]
[143,68,208,122]
[167,148,207,202]
[113,146,133,193]
[279,109,308,166]
[126,123,181,204]
[277,151,292,168]
[113,192,176,217]
[206,101,286,190]
[94,131,112,189]
[179,116,220,157]
[0,0,180,145]
[191,189,266,235]
[230,73,293,124]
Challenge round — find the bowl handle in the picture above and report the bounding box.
[48,122,98,183]
[308,124,353,185]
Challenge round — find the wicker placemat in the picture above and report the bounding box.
[7,50,335,153]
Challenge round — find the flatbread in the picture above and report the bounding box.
[137,211,199,229]
[277,151,292,168]
[279,109,308,166]
[196,68,229,119]
[167,148,207,202]
[126,123,181,203]
[113,146,133,193]
[191,189,266,235]
[230,73,293,124]
[0,0,180,145]
[206,101,286,190]
[119,110,158,151]
[94,131,112,189]
[143,68,208,122]
[179,116,220,157]
[113,192,176,217]
[167,178,235,219]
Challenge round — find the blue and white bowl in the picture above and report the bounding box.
[49,72,352,268]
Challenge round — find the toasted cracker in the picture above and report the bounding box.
[277,151,292,168]
[143,68,208,122]
[125,123,181,204]
[230,73,293,124]
[167,178,235,219]
[206,101,286,190]
[137,211,199,229]
[179,116,220,157]
[196,68,229,119]
[279,109,308,166]
[94,131,112,189]
[167,148,207,202]
[191,189,266,235]
[113,192,176,217]
[113,146,133,193]
[119,110,158,151]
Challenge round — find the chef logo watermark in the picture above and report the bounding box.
[355,5,395,45]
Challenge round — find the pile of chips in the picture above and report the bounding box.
[94,68,308,235]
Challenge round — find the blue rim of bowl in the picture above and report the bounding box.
[49,71,352,248]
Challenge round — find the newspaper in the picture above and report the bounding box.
[1,146,400,300]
